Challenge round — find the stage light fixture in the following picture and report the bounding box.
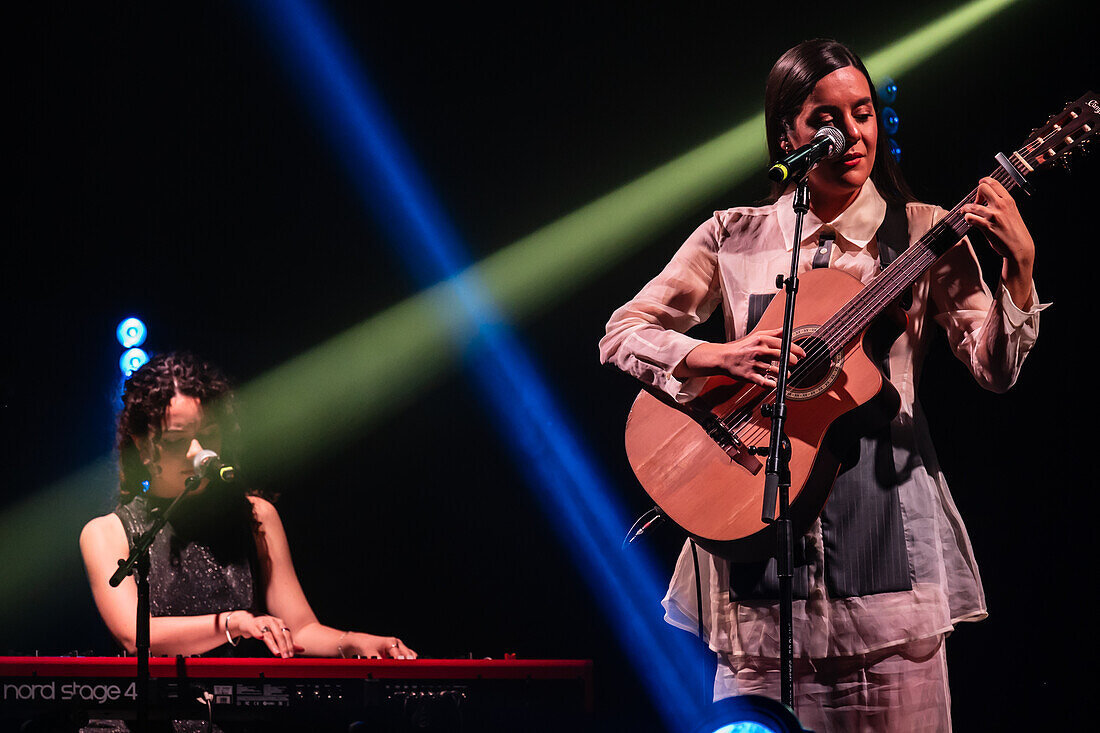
[879,76,898,103]
[882,107,900,136]
[119,348,150,378]
[888,138,902,161]
[116,317,147,348]
[691,696,809,733]
[117,317,150,386]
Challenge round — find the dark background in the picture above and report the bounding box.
[6,1,1096,729]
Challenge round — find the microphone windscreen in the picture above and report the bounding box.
[192,449,219,473]
[815,126,847,157]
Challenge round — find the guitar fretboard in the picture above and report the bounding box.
[803,160,1024,369]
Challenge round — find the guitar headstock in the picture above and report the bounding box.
[1012,91,1097,175]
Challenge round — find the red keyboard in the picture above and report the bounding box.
[1,656,593,731]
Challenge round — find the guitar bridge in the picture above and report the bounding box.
[700,415,763,474]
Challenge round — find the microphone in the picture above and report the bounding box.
[768,126,847,184]
[192,450,237,482]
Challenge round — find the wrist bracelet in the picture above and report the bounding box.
[224,612,239,647]
[336,630,350,659]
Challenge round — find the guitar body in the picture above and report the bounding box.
[624,267,901,561]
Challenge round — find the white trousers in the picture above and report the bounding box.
[714,635,951,732]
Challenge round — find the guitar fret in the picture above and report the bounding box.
[781,94,1093,406]
[941,214,968,240]
[802,197,976,361]
[776,93,1090,427]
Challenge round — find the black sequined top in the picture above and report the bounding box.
[114,487,266,656]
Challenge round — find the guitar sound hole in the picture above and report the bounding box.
[789,336,834,391]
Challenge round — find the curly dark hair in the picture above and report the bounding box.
[116,351,241,498]
[763,38,916,206]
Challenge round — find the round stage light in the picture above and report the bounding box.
[888,138,902,161]
[691,695,809,733]
[116,317,147,348]
[879,76,898,104]
[882,107,900,136]
[120,348,150,378]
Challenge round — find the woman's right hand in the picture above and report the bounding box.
[674,328,806,387]
[227,611,302,658]
[346,633,418,660]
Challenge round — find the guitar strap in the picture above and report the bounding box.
[876,199,913,311]
[730,201,914,602]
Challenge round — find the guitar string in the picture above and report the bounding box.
[721,153,1033,448]
[736,129,1047,396]
[780,149,1037,376]
[732,110,1094,451]
[716,174,1005,446]
[711,137,1045,448]
[725,169,1017,448]
[726,180,1003,449]
[721,104,1088,434]
[714,122,1054,443]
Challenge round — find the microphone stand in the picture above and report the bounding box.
[109,475,203,732]
[758,173,810,711]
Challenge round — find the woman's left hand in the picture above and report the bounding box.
[961,176,1035,307]
[347,633,417,659]
[961,177,1034,264]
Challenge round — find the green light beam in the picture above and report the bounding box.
[0,458,117,626]
[863,0,1020,82]
[239,0,1020,474]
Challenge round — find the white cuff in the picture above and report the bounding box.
[997,281,1049,330]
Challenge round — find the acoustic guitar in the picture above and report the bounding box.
[624,92,1097,561]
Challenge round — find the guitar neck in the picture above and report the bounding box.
[819,160,1024,347]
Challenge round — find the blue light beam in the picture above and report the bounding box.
[247,1,709,728]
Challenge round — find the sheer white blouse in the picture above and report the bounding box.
[600,180,1047,659]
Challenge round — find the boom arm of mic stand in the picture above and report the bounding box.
[110,476,201,586]
[109,475,201,732]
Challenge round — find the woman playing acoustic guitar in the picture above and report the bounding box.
[600,39,1045,731]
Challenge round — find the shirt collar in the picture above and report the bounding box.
[775,179,887,251]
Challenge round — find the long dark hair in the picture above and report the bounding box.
[763,38,915,205]
[116,351,241,499]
